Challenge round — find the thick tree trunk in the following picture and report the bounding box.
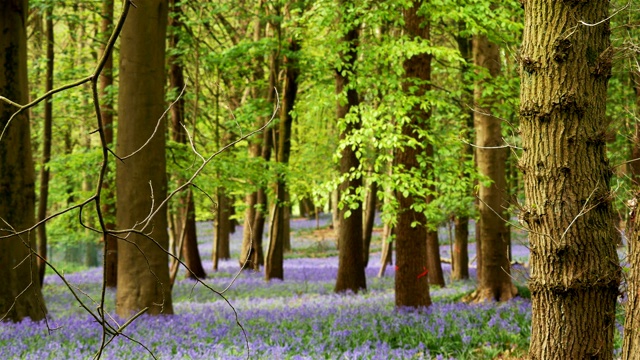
[168,0,205,280]
[362,180,377,267]
[520,1,619,357]
[116,0,173,317]
[394,1,432,307]
[37,6,54,286]
[472,35,515,301]
[622,60,640,360]
[334,0,366,293]
[0,0,47,322]
[99,0,117,288]
[266,38,299,281]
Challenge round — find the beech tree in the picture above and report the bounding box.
[0,0,47,322]
[472,34,516,301]
[115,0,174,317]
[394,0,431,308]
[520,0,620,357]
[334,0,366,293]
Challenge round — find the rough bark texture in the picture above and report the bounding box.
[116,0,173,317]
[394,1,432,307]
[334,0,366,293]
[624,192,640,359]
[520,1,619,358]
[37,5,54,286]
[99,0,117,288]
[0,0,47,322]
[622,67,640,360]
[472,35,515,302]
[168,0,205,280]
[266,38,299,281]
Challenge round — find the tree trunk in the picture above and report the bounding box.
[362,180,377,267]
[116,0,173,317]
[377,224,393,278]
[168,0,205,280]
[520,1,619,357]
[394,1,434,307]
[213,189,231,271]
[334,0,366,294]
[472,35,515,301]
[99,0,117,288]
[452,216,469,280]
[451,26,472,282]
[266,37,299,281]
[0,0,48,322]
[426,225,445,287]
[240,188,259,270]
[621,44,640,360]
[37,5,54,286]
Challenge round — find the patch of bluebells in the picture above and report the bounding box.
[4,217,537,359]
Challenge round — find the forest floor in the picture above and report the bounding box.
[0,214,625,359]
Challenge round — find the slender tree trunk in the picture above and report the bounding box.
[451,26,472,281]
[0,0,47,322]
[377,224,393,277]
[472,35,515,301]
[362,180,377,267]
[521,1,619,357]
[116,0,173,317]
[168,0,205,280]
[37,5,54,286]
[334,0,366,294]
[426,223,445,286]
[99,0,117,288]
[266,38,299,281]
[240,189,259,270]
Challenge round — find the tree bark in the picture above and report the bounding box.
[99,0,117,288]
[520,1,619,357]
[168,0,205,280]
[266,38,299,281]
[37,5,54,286]
[334,0,366,294]
[0,0,47,322]
[472,35,515,301]
[624,191,640,359]
[451,26,473,281]
[362,180,377,267]
[116,0,173,317]
[393,0,432,307]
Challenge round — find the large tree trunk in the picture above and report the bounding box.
[168,0,205,280]
[37,5,54,286]
[394,1,433,308]
[622,57,640,360]
[266,38,299,281]
[0,0,47,322]
[334,0,365,294]
[116,0,173,317]
[520,1,619,357]
[472,35,515,302]
[99,0,117,288]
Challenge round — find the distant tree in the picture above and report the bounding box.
[0,0,48,322]
[520,0,620,357]
[116,0,174,317]
[266,37,300,281]
[334,0,366,294]
[394,0,432,308]
[471,35,516,301]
